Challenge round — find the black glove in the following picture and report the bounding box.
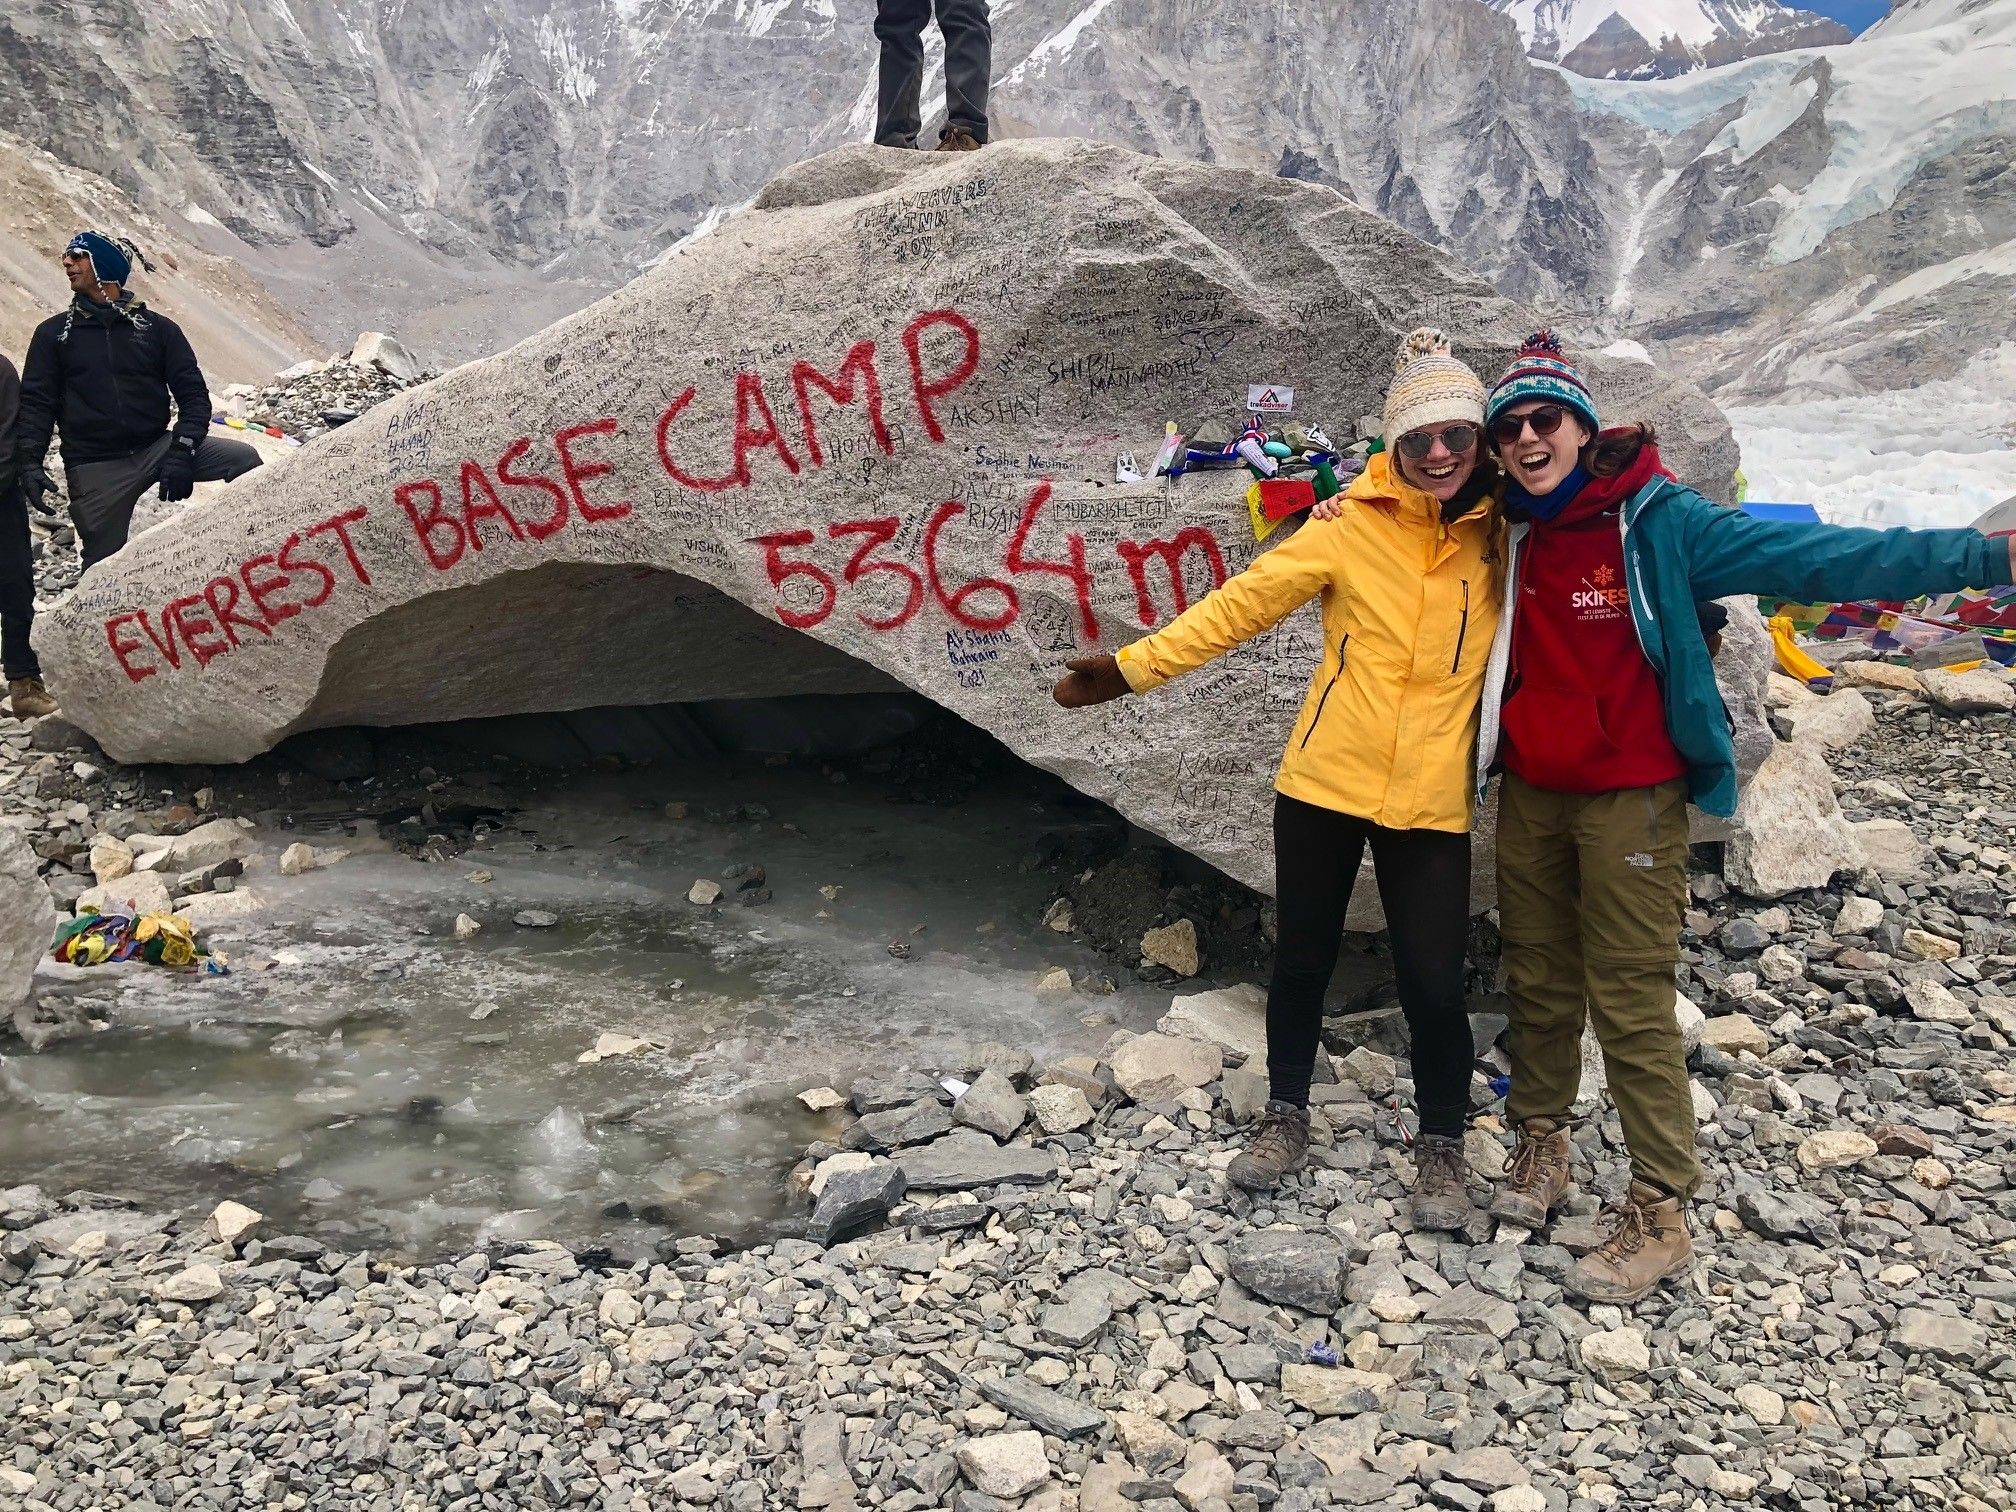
[157,437,198,503]
[18,460,54,509]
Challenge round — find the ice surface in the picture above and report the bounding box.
[1730,347,2016,530]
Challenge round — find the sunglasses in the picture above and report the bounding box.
[1396,423,1479,460]
[1489,404,1570,447]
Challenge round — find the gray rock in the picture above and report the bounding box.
[895,1133,1057,1191]
[975,1375,1106,1438]
[852,1070,949,1115]
[1891,1308,1987,1363]
[1228,1231,1347,1313]
[845,1096,956,1152]
[953,1069,1028,1140]
[0,823,56,1017]
[807,1160,907,1245]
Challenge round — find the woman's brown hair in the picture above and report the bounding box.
[1584,424,1656,479]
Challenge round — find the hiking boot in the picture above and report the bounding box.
[1566,1180,1693,1304]
[5,678,57,721]
[1227,1100,1310,1191]
[936,125,983,153]
[1489,1116,1574,1229]
[1408,1133,1475,1231]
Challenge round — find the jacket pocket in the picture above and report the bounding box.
[1299,635,1348,750]
[1450,579,1471,674]
[1500,682,1623,790]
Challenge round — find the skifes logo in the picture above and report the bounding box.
[1570,563,1628,619]
[96,305,1233,682]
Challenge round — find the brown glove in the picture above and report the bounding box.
[1052,654,1131,707]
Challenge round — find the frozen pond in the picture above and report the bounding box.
[3,743,1188,1259]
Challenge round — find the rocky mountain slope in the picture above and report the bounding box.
[1490,0,1851,77]
[0,129,310,384]
[1568,0,2016,401]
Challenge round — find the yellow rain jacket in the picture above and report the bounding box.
[1116,454,1505,833]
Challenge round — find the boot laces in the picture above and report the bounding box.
[1597,1193,1651,1259]
[1249,1108,1304,1163]
[1417,1136,1467,1190]
[1506,1127,1559,1194]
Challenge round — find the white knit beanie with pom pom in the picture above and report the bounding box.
[1382,327,1486,444]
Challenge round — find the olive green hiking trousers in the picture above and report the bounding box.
[1496,774,1699,1198]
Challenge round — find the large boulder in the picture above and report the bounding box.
[2,823,57,1014]
[37,140,1736,900]
[1726,740,1861,898]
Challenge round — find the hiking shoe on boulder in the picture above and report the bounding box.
[1490,1116,1574,1229]
[5,678,57,721]
[1408,1133,1475,1231]
[936,125,983,152]
[1227,1100,1309,1191]
[1566,1180,1693,1304]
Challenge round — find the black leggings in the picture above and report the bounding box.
[1268,791,1474,1137]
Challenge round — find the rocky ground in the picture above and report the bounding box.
[3,664,2013,1510]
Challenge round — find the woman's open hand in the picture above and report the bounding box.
[1310,496,1345,522]
[1052,654,1130,707]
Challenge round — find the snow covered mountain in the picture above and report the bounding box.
[1568,0,2016,400]
[1489,0,1852,77]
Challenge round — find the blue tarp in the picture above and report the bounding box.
[1740,501,1823,523]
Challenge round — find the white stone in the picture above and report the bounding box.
[1699,1014,1769,1057]
[578,1032,656,1063]
[1900,927,1960,962]
[1173,1456,1235,1507]
[1139,918,1200,977]
[0,1467,37,1496]
[1836,659,1920,693]
[955,1431,1050,1499]
[1674,990,1705,1056]
[1026,1083,1095,1134]
[1689,1081,1718,1120]
[1834,895,1885,935]
[1796,1129,1877,1172]
[808,1150,874,1198]
[156,1263,225,1303]
[1035,966,1074,994]
[349,330,427,383]
[32,143,1735,912]
[205,1200,262,1245]
[1580,1327,1651,1381]
[1734,1382,1785,1426]
[1852,819,1931,880]
[2,825,57,1014]
[688,879,722,906]
[453,912,482,940]
[279,842,347,876]
[1758,944,1803,984]
[1919,667,2015,713]
[1850,777,1911,808]
[89,832,135,883]
[1491,1490,1548,1512]
[1158,982,1267,1061]
[174,889,266,929]
[798,1086,846,1112]
[77,870,174,918]
[1781,686,1875,750]
[1727,741,1861,898]
[1904,978,1973,1025]
[1108,1033,1221,1103]
[127,818,253,873]
[1279,1365,1395,1415]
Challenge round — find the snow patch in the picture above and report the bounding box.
[1856,237,2016,319]
[182,202,223,229]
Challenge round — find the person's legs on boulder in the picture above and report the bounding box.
[193,435,262,484]
[1229,792,1368,1192]
[65,436,170,571]
[0,479,55,720]
[1366,822,1478,1229]
[1491,773,1585,1229]
[933,0,992,150]
[1566,778,1697,1303]
[873,0,931,149]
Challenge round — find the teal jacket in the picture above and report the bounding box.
[1478,478,2013,818]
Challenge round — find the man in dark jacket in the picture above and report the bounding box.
[0,352,57,720]
[874,0,991,152]
[14,231,261,571]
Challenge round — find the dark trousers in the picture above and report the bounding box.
[1268,792,1475,1136]
[0,480,38,681]
[67,433,263,570]
[874,0,991,147]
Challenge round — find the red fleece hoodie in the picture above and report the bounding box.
[1501,439,1690,795]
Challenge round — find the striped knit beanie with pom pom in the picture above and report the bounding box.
[1486,329,1600,433]
[1382,327,1486,444]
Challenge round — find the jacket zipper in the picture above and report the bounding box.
[1300,635,1348,749]
[1450,580,1471,674]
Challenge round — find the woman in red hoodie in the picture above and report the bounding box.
[1480,332,2016,1305]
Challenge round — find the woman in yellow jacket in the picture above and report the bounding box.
[1054,330,1505,1227]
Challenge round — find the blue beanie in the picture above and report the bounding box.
[1486,330,1600,434]
[65,231,133,286]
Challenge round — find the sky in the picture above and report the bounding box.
[1802,0,1890,31]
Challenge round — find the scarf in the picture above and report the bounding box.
[59,291,151,342]
[1505,463,1590,523]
